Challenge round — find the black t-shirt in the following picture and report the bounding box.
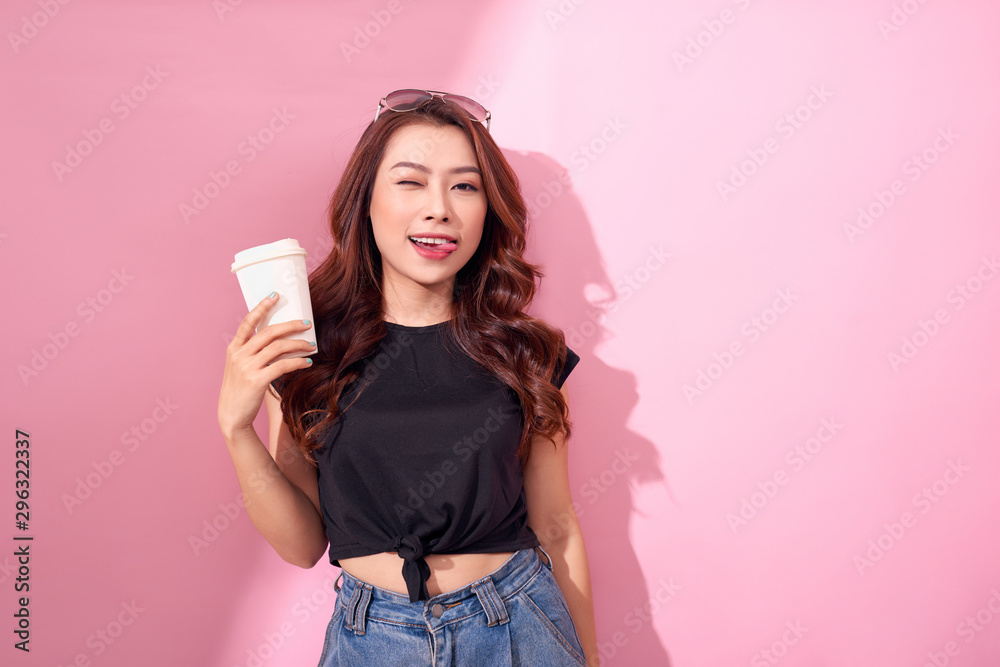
[274,320,579,601]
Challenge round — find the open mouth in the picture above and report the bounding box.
[408,236,458,252]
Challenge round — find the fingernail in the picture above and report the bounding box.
[302,319,311,326]
[310,341,316,346]
[306,358,313,365]
[268,291,277,298]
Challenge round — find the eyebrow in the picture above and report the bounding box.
[389,161,482,176]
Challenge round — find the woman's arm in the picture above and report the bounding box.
[218,293,328,568]
[226,389,328,567]
[524,384,599,666]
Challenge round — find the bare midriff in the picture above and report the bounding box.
[338,551,517,598]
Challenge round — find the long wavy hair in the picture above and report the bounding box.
[276,97,573,465]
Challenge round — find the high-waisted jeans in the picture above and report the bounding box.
[317,547,586,666]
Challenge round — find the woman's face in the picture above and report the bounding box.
[369,122,487,297]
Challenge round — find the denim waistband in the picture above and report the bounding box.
[333,547,551,635]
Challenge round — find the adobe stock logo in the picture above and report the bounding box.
[877,0,933,39]
[750,620,808,667]
[564,246,669,349]
[235,575,340,667]
[339,0,415,63]
[923,588,1000,667]
[51,66,169,182]
[887,254,997,372]
[16,268,135,385]
[716,85,833,202]
[213,0,244,21]
[843,127,959,244]
[726,417,843,534]
[525,116,628,222]
[683,288,799,403]
[672,0,756,73]
[55,600,145,666]
[853,459,970,575]
[178,107,295,223]
[545,0,589,30]
[392,406,513,523]
[188,490,247,557]
[61,398,179,515]
[600,577,681,663]
[7,0,73,54]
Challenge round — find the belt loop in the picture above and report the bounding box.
[333,571,343,593]
[344,582,373,635]
[473,578,509,627]
[535,545,553,571]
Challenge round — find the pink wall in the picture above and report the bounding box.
[4,1,999,665]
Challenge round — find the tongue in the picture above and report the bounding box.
[412,238,457,252]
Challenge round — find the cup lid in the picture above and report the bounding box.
[232,238,307,273]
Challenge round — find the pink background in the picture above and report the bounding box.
[4,1,1000,666]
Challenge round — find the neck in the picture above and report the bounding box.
[381,279,455,327]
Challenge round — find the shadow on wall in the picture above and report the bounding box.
[507,149,673,666]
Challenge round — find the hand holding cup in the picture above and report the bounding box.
[218,292,315,440]
[231,238,317,361]
[220,238,319,440]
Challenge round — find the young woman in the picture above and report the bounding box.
[218,90,597,666]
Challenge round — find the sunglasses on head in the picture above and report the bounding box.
[374,89,491,132]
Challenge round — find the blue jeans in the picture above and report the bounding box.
[317,547,586,666]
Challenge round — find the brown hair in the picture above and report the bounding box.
[276,97,573,464]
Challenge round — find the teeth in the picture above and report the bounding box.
[409,237,452,245]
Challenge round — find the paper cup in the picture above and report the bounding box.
[231,238,317,361]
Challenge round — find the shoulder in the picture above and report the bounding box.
[551,343,580,389]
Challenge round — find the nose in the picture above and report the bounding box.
[423,182,451,222]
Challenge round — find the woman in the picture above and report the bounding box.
[218,90,598,666]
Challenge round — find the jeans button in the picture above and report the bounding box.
[431,603,444,618]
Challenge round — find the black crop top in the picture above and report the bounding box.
[274,320,579,602]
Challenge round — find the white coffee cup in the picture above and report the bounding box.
[231,238,317,361]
